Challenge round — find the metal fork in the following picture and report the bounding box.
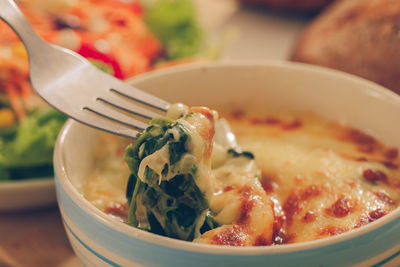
[0,0,170,139]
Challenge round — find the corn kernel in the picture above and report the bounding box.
[0,108,15,128]
[12,42,28,59]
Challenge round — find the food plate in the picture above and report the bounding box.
[0,177,55,211]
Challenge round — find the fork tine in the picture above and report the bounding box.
[84,102,149,131]
[97,90,162,120]
[110,82,170,112]
[76,112,140,139]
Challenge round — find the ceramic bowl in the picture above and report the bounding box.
[54,62,400,267]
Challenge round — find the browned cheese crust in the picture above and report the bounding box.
[291,0,400,94]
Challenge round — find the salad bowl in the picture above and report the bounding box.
[54,62,400,267]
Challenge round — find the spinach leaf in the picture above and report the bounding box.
[124,117,215,241]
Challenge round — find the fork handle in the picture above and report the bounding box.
[0,0,47,56]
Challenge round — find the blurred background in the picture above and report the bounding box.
[1,0,398,266]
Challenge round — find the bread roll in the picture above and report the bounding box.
[291,0,400,94]
[241,0,334,13]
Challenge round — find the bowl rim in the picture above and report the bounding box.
[55,61,400,255]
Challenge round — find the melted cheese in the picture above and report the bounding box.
[226,111,400,243]
[195,117,274,246]
[196,155,274,246]
[177,110,215,199]
[83,134,130,221]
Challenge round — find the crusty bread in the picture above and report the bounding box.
[241,0,334,13]
[291,0,400,94]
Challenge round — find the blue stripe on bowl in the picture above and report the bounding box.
[56,178,400,267]
[371,250,400,267]
[63,218,122,267]
[71,241,94,267]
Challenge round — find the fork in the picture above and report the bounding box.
[0,0,170,139]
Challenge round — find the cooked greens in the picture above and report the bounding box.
[124,117,216,241]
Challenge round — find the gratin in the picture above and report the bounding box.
[83,105,399,246]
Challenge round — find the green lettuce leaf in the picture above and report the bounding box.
[144,0,204,60]
[0,108,67,180]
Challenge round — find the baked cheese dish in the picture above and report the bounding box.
[83,105,400,246]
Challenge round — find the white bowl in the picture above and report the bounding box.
[54,62,400,267]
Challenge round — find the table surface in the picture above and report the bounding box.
[0,2,310,266]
